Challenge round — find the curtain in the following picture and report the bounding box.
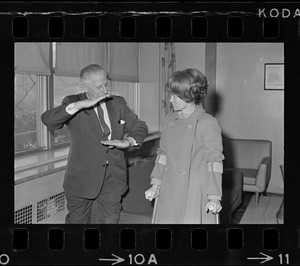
[108,42,139,82]
[160,43,176,117]
[55,42,139,82]
[55,42,107,77]
[15,42,51,75]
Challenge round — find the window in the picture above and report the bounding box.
[110,81,139,114]
[53,75,82,145]
[138,82,160,133]
[15,42,162,157]
[110,81,160,133]
[15,74,40,153]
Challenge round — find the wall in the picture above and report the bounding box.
[139,43,160,132]
[175,43,206,72]
[216,43,284,194]
[15,170,67,224]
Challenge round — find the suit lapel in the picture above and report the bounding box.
[78,92,88,101]
[78,93,118,140]
[79,92,104,135]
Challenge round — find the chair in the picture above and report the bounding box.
[119,156,155,224]
[276,164,284,221]
[223,138,272,207]
[220,169,243,224]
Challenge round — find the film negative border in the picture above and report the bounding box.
[2,1,300,265]
[10,14,286,40]
[1,225,299,265]
[0,3,298,41]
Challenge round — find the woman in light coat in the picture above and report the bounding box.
[145,68,224,224]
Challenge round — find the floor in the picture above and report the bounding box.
[40,192,284,224]
[231,192,284,224]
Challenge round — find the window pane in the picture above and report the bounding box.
[53,75,82,145]
[15,74,39,153]
[110,81,160,133]
[139,82,160,133]
[110,81,135,112]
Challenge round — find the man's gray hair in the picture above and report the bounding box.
[80,64,108,81]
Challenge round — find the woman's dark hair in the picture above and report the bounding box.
[167,68,209,105]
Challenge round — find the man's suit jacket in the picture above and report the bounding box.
[41,93,148,199]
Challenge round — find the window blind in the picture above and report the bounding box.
[15,42,51,75]
[108,43,139,82]
[55,42,108,77]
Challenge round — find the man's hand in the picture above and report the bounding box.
[74,92,111,110]
[101,139,131,149]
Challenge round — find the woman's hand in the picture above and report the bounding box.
[145,185,160,201]
[205,199,222,214]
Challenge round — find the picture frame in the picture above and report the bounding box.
[264,63,284,90]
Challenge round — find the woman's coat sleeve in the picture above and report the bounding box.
[202,117,224,199]
[149,116,169,186]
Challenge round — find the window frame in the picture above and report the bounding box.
[14,74,49,156]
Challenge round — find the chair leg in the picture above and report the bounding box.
[255,192,260,207]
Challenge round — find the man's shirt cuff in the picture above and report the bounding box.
[127,137,138,147]
[207,195,222,201]
[66,102,79,115]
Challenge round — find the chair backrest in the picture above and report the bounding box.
[121,156,155,215]
[223,138,272,169]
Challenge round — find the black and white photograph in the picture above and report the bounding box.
[14,42,284,225]
[5,1,300,265]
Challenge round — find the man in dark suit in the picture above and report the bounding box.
[41,64,148,224]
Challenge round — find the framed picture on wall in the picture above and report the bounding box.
[264,63,284,90]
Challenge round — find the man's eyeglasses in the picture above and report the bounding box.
[83,81,110,91]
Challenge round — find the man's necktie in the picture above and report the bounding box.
[96,103,111,138]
